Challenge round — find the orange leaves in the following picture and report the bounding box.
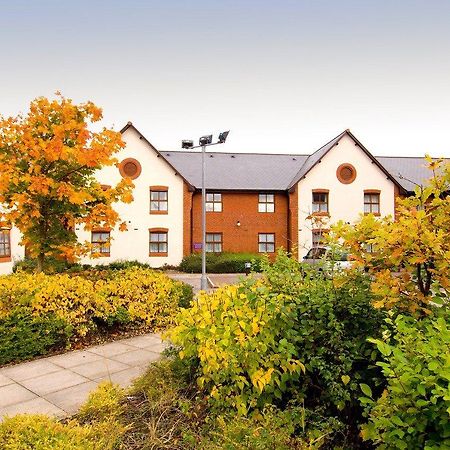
[0,93,131,267]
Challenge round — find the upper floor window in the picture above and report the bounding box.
[118,158,142,180]
[91,231,110,257]
[312,190,329,213]
[0,229,11,260]
[258,233,275,253]
[258,194,275,212]
[206,233,223,253]
[364,191,380,215]
[150,186,168,214]
[206,193,222,212]
[149,229,168,256]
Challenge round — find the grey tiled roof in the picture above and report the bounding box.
[375,157,449,192]
[124,123,446,192]
[164,151,309,190]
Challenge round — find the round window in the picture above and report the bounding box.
[119,158,142,180]
[336,163,357,184]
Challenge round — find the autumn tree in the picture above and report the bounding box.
[0,94,133,272]
[333,157,450,314]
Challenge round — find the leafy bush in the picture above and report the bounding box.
[0,414,124,450]
[78,382,124,422]
[361,313,450,449]
[171,280,306,414]
[171,250,385,445]
[0,267,184,364]
[0,309,72,365]
[178,252,264,273]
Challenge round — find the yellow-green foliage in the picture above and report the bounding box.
[99,267,183,329]
[78,381,125,422]
[170,281,305,415]
[0,267,183,337]
[0,414,124,450]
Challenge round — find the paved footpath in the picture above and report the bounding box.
[0,333,166,421]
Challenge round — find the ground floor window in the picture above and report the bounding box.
[149,229,168,256]
[91,231,110,257]
[0,229,11,260]
[312,230,326,247]
[206,233,222,253]
[258,233,275,253]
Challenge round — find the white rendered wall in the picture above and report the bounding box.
[0,226,25,275]
[296,134,396,258]
[77,127,185,267]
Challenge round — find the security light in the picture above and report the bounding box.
[199,135,213,146]
[218,130,230,143]
[182,140,194,149]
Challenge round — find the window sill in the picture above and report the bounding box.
[311,212,330,217]
[149,252,168,257]
[150,211,168,215]
[364,212,381,217]
[0,256,12,263]
[92,253,110,257]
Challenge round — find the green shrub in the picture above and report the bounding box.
[178,252,264,273]
[0,309,72,365]
[178,281,194,308]
[171,250,385,445]
[361,313,450,449]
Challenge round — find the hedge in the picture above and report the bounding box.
[178,252,264,273]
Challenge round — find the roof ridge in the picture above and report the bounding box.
[164,150,310,157]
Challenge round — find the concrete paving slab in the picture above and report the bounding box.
[96,366,145,388]
[0,373,14,387]
[0,331,164,421]
[20,369,88,396]
[0,384,37,408]
[88,341,136,358]
[124,334,163,349]
[44,381,99,415]
[0,397,66,420]
[110,349,160,367]
[0,359,61,382]
[70,359,129,380]
[48,350,103,369]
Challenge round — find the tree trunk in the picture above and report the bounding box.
[36,252,45,273]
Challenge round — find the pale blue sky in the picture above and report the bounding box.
[1,0,449,156]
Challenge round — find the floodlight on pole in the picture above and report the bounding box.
[180,131,230,291]
[182,140,194,149]
[218,131,230,143]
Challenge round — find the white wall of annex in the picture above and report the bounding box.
[296,134,396,257]
[77,127,185,267]
[0,226,25,275]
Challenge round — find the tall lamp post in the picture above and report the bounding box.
[182,131,230,290]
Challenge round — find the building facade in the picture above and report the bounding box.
[0,123,442,273]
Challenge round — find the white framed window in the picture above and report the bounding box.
[258,233,275,253]
[206,193,222,212]
[258,193,275,212]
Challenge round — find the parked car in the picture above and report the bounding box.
[302,246,351,271]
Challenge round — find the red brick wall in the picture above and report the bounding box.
[183,182,193,256]
[191,191,289,254]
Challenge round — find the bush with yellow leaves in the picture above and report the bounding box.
[170,279,305,415]
[0,267,185,365]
